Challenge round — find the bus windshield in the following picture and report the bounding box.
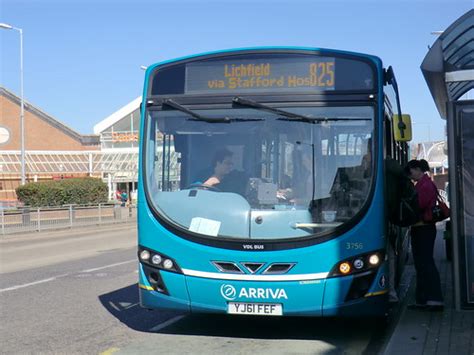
[145,104,374,240]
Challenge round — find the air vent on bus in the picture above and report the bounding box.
[212,261,244,274]
[262,263,296,274]
[241,262,265,274]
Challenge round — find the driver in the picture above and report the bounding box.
[203,148,234,188]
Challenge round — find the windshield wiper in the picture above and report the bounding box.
[233,96,313,121]
[277,117,371,123]
[232,97,370,123]
[162,99,264,123]
[162,99,229,123]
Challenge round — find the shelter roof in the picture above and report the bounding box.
[421,9,474,119]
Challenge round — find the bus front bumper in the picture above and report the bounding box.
[139,263,388,316]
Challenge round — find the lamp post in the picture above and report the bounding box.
[0,23,25,185]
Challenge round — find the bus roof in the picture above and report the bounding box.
[144,46,383,75]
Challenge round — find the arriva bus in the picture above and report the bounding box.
[137,47,412,317]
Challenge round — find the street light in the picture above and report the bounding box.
[0,22,25,185]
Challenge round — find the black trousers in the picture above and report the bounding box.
[411,224,443,303]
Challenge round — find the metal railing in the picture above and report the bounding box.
[0,204,136,235]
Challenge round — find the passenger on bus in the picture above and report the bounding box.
[405,159,444,311]
[277,148,313,205]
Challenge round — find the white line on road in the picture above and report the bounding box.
[81,259,136,273]
[0,259,137,293]
[148,315,186,332]
[0,275,67,293]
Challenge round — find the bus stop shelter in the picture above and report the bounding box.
[421,9,474,310]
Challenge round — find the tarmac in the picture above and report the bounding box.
[384,223,474,355]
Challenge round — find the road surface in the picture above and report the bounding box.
[0,224,399,354]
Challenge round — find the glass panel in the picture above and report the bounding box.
[99,110,141,149]
[145,105,374,240]
[111,117,132,132]
[446,30,474,66]
[459,106,474,303]
[442,15,474,50]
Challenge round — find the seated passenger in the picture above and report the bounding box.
[277,148,314,205]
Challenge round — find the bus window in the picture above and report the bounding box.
[145,105,374,239]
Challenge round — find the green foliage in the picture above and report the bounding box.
[16,177,108,207]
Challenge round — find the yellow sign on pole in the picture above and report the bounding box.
[393,114,412,142]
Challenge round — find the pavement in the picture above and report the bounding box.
[383,223,474,355]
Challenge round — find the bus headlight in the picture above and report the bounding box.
[151,254,162,265]
[369,254,380,266]
[138,246,181,274]
[353,258,364,270]
[163,259,174,269]
[328,250,384,277]
[140,250,150,261]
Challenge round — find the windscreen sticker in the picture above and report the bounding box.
[189,217,221,236]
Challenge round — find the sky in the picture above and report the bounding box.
[1,0,473,142]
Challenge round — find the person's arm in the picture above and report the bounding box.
[203,176,220,186]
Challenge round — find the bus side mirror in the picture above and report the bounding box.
[393,114,412,142]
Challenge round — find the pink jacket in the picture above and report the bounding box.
[415,174,438,223]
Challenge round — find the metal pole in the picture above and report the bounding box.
[98,203,102,224]
[1,209,4,235]
[19,28,25,185]
[88,153,93,176]
[37,207,41,232]
[0,23,25,184]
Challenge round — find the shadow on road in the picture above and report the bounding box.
[98,283,181,332]
[99,283,387,353]
[156,312,379,341]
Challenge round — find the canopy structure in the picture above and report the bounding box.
[421,9,474,119]
[0,149,180,183]
[0,150,137,179]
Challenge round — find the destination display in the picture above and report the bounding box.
[185,57,336,94]
[150,54,375,95]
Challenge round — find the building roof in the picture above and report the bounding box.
[421,9,474,119]
[93,97,141,134]
[0,87,99,145]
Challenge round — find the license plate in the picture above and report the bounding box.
[227,302,283,316]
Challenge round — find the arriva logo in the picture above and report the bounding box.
[220,284,237,300]
[220,284,288,300]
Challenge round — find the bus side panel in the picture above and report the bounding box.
[139,264,191,312]
[322,263,388,316]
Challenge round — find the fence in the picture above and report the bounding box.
[0,204,136,235]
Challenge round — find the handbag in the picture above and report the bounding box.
[431,190,450,222]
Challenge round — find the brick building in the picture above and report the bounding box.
[0,87,100,202]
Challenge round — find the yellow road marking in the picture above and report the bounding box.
[364,290,389,297]
[99,347,120,355]
[139,284,154,291]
